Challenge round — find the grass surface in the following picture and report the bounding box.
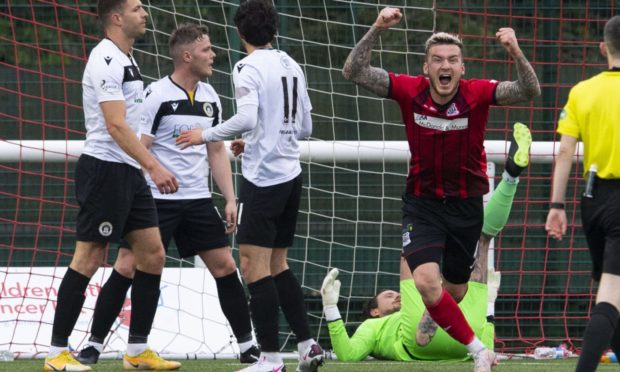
[9,358,619,371]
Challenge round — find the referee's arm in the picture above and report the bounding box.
[546,134,578,240]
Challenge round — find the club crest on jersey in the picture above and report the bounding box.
[104,56,112,65]
[99,221,113,237]
[203,102,214,117]
[446,103,460,116]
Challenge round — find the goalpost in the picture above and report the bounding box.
[0,0,613,359]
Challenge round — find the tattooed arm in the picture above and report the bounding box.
[342,7,402,98]
[494,28,541,105]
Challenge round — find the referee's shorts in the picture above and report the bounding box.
[581,177,620,281]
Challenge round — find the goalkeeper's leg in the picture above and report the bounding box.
[482,122,531,238]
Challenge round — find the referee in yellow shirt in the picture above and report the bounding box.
[546,15,620,372]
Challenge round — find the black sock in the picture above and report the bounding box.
[89,269,133,343]
[128,270,161,344]
[576,302,619,372]
[273,269,311,343]
[609,321,620,364]
[247,276,280,352]
[215,272,253,343]
[51,267,90,347]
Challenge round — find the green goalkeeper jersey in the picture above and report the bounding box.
[327,280,493,361]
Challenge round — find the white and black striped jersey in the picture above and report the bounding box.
[234,49,312,187]
[140,76,222,199]
[82,38,144,168]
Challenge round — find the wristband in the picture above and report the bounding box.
[323,305,341,322]
[549,202,565,210]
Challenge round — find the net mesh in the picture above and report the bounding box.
[0,0,617,356]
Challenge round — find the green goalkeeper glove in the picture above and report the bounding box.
[321,268,342,321]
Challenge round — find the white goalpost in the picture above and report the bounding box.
[0,139,583,163]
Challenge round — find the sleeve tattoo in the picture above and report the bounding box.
[342,26,390,98]
[495,54,541,105]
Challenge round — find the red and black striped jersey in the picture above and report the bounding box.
[389,73,498,199]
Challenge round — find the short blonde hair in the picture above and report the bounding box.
[424,32,463,56]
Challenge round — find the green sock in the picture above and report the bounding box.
[482,178,518,237]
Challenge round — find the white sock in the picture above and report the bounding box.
[486,303,496,318]
[126,343,148,357]
[48,346,68,358]
[262,352,282,363]
[502,170,519,184]
[87,341,104,353]
[297,338,315,356]
[466,337,486,355]
[238,340,254,353]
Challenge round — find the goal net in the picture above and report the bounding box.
[0,0,615,358]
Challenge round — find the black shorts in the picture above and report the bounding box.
[75,154,158,243]
[236,174,302,248]
[401,194,483,284]
[581,178,620,281]
[119,198,230,258]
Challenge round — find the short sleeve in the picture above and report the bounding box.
[89,52,126,103]
[468,79,500,106]
[139,83,162,137]
[210,85,223,128]
[388,72,422,104]
[233,63,260,107]
[557,87,581,140]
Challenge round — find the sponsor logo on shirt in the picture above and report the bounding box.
[99,79,120,94]
[172,123,200,138]
[104,56,112,65]
[237,63,245,73]
[414,113,468,131]
[171,102,179,112]
[559,109,567,120]
[133,89,143,104]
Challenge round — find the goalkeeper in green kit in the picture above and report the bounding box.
[320,123,531,362]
